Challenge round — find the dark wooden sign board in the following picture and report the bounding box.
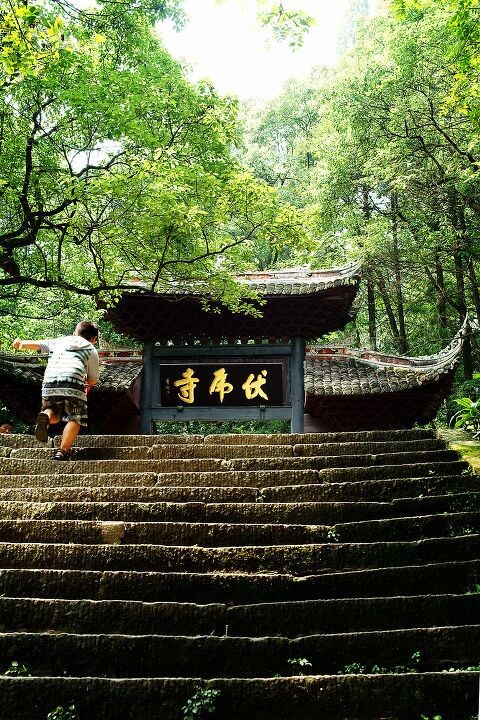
[140,340,305,433]
[159,362,285,407]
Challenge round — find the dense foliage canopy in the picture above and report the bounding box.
[240,0,480,380]
[2,0,480,391]
[0,0,309,346]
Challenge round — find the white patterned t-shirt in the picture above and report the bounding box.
[38,336,100,402]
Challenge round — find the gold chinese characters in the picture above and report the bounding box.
[173,368,199,405]
[174,367,269,404]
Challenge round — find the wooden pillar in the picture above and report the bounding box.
[140,341,154,434]
[290,336,305,433]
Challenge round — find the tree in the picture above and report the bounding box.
[240,0,480,367]
[0,0,307,335]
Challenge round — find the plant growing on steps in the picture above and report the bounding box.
[3,660,30,676]
[443,661,480,671]
[340,651,422,675]
[326,526,340,541]
[182,686,221,719]
[46,707,78,720]
[287,657,312,675]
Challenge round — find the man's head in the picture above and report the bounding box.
[0,419,13,434]
[74,321,99,344]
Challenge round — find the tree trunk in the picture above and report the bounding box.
[367,278,377,350]
[434,247,448,330]
[391,194,409,353]
[450,195,473,378]
[375,271,402,350]
[362,187,377,350]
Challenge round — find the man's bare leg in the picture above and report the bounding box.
[60,420,81,453]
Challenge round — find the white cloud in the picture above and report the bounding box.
[159,0,350,99]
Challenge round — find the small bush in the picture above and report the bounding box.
[3,661,31,676]
[182,686,221,719]
[46,706,78,720]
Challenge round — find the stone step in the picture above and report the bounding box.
[0,493,475,523]
[0,468,471,495]
[6,439,447,460]
[314,461,468,483]
[0,450,460,476]
[0,519,333,545]
[0,472,474,499]
[201,429,437,445]
[263,475,480,502]
[0,625,477,677]
[0,593,477,637]
[0,673,476,720]
[0,512,476,546]
[0,535,477,573]
[0,485,260,503]
[0,434,205,449]
[9,444,294,460]
[1,560,478,602]
[292,439,446,456]
[0,429,438,450]
[0,470,323,489]
[230,451,460,470]
[0,458,230,475]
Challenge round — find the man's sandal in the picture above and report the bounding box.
[53,448,71,461]
[34,412,49,443]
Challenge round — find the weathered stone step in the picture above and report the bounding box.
[0,519,333,546]
[0,512,476,546]
[263,475,480,502]
[0,429,438,451]
[2,560,478,603]
[231,451,460,470]
[9,444,294,460]
[0,458,229,475]
[0,494,475,523]
[293,439,446,456]
[0,467,472,492]
[0,594,477,636]
[0,625,477,677]
[0,673,476,720]
[0,434,205,449]
[0,535,477,573]
[0,451,461,477]
[201,429,437,445]
[0,470,319,489]
[314,461,468,483]
[0,485,260,503]
[7,439,446,460]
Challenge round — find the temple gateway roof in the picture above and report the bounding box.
[106,263,361,344]
[0,322,465,433]
[304,323,467,431]
[305,322,466,396]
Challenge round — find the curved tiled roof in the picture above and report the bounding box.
[127,263,362,297]
[305,321,467,396]
[235,262,362,295]
[0,354,142,393]
[108,263,362,343]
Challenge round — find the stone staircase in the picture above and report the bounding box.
[0,429,478,720]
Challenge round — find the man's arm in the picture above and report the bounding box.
[86,350,100,386]
[12,339,42,352]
